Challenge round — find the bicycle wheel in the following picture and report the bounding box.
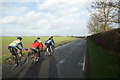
[27,51,34,63]
[3,55,17,73]
[19,55,27,66]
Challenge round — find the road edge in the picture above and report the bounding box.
[83,39,90,78]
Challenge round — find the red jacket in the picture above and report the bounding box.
[30,41,44,50]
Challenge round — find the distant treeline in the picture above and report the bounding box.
[87,28,120,55]
[71,36,86,38]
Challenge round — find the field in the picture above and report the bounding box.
[1,36,76,59]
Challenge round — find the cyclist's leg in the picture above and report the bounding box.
[30,48,37,62]
[8,46,15,59]
[47,45,50,55]
[19,49,23,56]
[49,46,54,56]
[34,53,37,62]
[35,49,39,62]
[8,47,16,57]
[36,47,40,57]
[50,45,53,52]
[45,44,49,56]
[12,47,19,64]
[37,49,40,57]
[45,45,47,56]
[8,47,15,61]
[31,49,36,62]
[51,44,54,52]
[46,48,48,55]
[8,46,13,53]
[52,45,54,52]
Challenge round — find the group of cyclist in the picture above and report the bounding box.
[8,36,55,62]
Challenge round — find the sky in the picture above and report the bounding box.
[0,0,93,36]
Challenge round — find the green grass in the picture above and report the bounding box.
[87,39,119,78]
[1,36,76,62]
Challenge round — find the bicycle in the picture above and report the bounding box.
[4,49,28,72]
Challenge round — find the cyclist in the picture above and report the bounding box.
[50,36,55,46]
[49,36,55,52]
[45,37,55,55]
[8,37,27,63]
[30,37,44,62]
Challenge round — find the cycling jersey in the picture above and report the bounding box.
[45,40,54,47]
[8,40,26,50]
[45,40,53,45]
[30,41,44,50]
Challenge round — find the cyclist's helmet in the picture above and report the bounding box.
[37,37,40,39]
[49,36,53,39]
[17,37,22,40]
[50,36,53,38]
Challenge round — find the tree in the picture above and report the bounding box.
[87,13,112,34]
[87,0,119,34]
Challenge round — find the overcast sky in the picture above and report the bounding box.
[0,0,93,36]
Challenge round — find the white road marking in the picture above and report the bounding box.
[59,58,66,64]
[82,42,87,71]
[82,55,86,71]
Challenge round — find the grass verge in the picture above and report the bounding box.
[87,39,120,78]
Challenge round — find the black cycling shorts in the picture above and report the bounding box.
[8,46,17,55]
[30,47,38,54]
[45,43,51,48]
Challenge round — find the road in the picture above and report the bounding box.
[2,39,87,78]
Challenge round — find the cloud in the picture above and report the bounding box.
[1,0,93,36]
[38,0,91,10]
[0,9,87,29]
[1,4,29,16]
[1,11,57,28]
[0,0,36,2]
[0,16,17,24]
